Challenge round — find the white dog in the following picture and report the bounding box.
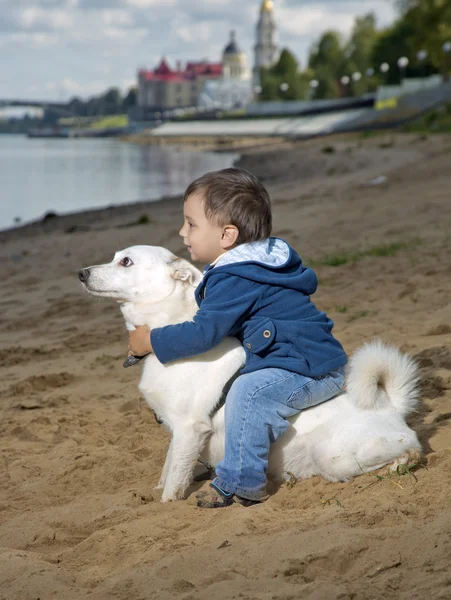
[79,245,421,502]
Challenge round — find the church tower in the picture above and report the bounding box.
[253,0,278,88]
[222,30,250,80]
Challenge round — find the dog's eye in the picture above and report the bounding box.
[120,257,133,267]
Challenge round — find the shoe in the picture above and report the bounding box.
[196,483,261,509]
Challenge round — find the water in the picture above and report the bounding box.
[0,135,239,231]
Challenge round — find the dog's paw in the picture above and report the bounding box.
[161,489,186,503]
[389,448,422,472]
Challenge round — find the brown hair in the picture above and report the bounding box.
[183,168,272,244]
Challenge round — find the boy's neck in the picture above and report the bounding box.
[209,251,230,267]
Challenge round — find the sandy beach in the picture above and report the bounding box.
[1,132,451,600]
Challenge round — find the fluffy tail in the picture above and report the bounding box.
[346,340,419,417]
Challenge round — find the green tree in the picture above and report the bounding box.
[100,88,123,115]
[307,31,345,98]
[342,14,379,95]
[260,49,310,100]
[400,0,451,75]
[123,87,137,109]
[371,20,415,84]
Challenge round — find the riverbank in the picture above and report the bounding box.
[121,131,287,152]
[1,132,451,600]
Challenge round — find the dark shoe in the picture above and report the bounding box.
[196,483,261,509]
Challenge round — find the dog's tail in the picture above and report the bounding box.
[346,340,419,417]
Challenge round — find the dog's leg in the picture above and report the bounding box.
[154,438,173,490]
[161,421,212,502]
[389,448,422,473]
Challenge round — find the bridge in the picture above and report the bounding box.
[0,99,77,120]
[0,99,69,110]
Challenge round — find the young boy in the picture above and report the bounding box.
[128,167,347,508]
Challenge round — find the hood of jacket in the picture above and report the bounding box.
[204,237,317,296]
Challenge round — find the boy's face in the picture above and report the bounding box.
[179,191,231,264]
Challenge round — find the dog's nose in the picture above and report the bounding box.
[78,269,90,283]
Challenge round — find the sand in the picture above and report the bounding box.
[1,132,451,600]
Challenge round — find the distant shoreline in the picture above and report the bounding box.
[0,193,184,240]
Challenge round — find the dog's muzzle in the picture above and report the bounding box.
[78,269,90,283]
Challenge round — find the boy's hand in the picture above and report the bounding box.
[128,326,153,357]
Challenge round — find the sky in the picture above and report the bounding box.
[0,0,398,102]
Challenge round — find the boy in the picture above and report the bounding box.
[128,168,347,508]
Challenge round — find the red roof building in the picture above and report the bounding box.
[137,58,223,112]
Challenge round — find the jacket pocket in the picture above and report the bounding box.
[243,320,276,354]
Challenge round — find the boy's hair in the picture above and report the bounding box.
[184,167,272,244]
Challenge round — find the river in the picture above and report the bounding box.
[0,134,239,231]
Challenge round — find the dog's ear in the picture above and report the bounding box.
[169,259,202,288]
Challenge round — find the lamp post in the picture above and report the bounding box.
[309,79,319,100]
[279,82,289,98]
[351,72,361,97]
[340,75,350,97]
[443,42,451,82]
[365,67,375,93]
[380,62,390,85]
[417,50,428,86]
[397,56,409,83]
[253,85,262,101]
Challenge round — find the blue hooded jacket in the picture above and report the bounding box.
[151,238,347,377]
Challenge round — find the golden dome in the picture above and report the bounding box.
[262,0,273,11]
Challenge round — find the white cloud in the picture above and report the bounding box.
[16,7,73,31]
[125,0,177,6]
[61,77,108,96]
[0,0,398,101]
[175,21,213,44]
[101,9,135,27]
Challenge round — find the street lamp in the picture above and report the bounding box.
[309,79,319,99]
[364,68,375,93]
[417,50,427,61]
[253,85,262,100]
[417,50,428,84]
[352,72,362,82]
[443,42,451,81]
[279,82,289,92]
[380,62,390,85]
[340,75,350,97]
[397,56,409,82]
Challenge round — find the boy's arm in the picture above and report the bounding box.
[150,275,257,364]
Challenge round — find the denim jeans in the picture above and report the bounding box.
[212,366,346,501]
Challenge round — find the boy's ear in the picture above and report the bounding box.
[221,225,239,249]
[169,258,202,287]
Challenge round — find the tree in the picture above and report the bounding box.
[308,31,345,74]
[371,20,416,84]
[342,14,379,95]
[100,88,123,115]
[307,31,345,98]
[260,49,310,101]
[123,87,137,109]
[400,0,451,75]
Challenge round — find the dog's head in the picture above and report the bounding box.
[78,245,202,304]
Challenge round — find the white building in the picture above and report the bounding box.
[199,31,253,110]
[253,0,279,88]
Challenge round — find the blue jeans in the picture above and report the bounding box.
[212,366,345,501]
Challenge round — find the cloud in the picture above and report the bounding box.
[0,0,397,100]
